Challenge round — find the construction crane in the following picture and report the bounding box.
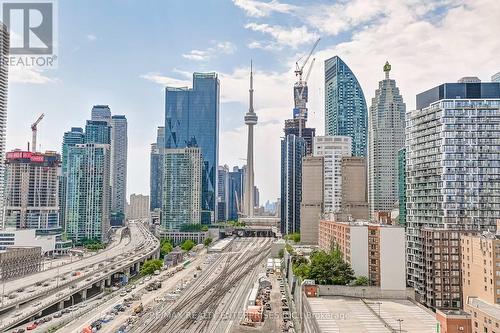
[293,38,320,137]
[298,57,316,101]
[31,113,45,153]
[294,38,320,84]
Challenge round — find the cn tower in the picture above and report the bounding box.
[244,62,257,218]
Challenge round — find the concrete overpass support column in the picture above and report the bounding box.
[105,277,111,288]
[81,289,87,301]
[100,280,105,291]
[58,301,64,310]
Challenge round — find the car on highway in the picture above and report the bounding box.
[32,301,41,307]
[53,312,63,318]
[12,329,25,333]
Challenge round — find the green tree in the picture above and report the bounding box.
[290,249,355,285]
[352,276,369,286]
[278,249,284,259]
[140,259,163,276]
[160,240,173,257]
[307,250,355,285]
[181,239,196,252]
[203,237,213,247]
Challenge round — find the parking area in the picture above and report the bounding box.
[235,270,294,332]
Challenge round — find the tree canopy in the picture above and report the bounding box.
[292,249,355,285]
[160,239,173,257]
[140,259,163,276]
[181,239,196,252]
[203,237,213,247]
[285,233,301,243]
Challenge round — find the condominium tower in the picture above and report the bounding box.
[110,115,128,220]
[324,56,368,157]
[4,151,60,230]
[406,78,500,309]
[0,24,9,225]
[313,136,352,213]
[162,147,202,230]
[368,62,406,217]
[65,143,111,243]
[59,128,85,228]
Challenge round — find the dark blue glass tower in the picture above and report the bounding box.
[165,72,220,224]
[228,166,244,221]
[280,134,306,235]
[324,56,368,157]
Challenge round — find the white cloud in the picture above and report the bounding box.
[228,0,500,202]
[140,73,191,87]
[232,0,296,17]
[182,50,210,61]
[9,66,57,84]
[182,41,237,61]
[245,23,318,48]
[86,34,97,41]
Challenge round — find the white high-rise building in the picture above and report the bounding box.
[162,147,202,230]
[313,136,352,213]
[0,24,10,226]
[110,115,128,217]
[368,62,406,217]
[406,78,500,309]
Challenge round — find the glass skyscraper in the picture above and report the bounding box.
[65,143,111,243]
[91,105,111,122]
[165,72,220,224]
[150,127,165,211]
[85,120,111,145]
[60,127,85,229]
[228,166,244,221]
[281,134,306,235]
[324,56,368,157]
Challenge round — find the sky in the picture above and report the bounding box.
[6,0,500,204]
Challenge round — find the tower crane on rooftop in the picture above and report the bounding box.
[31,113,45,153]
[295,38,320,84]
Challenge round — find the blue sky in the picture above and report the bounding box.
[6,0,500,203]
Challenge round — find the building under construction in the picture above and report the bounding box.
[4,150,61,229]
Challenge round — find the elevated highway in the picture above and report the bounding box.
[0,221,160,332]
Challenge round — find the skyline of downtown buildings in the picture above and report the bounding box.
[0,15,498,317]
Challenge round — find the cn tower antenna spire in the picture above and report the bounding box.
[244,60,258,218]
[249,60,254,113]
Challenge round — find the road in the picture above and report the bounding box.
[60,250,207,333]
[2,221,159,332]
[130,237,272,333]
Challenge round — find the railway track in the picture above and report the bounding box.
[132,239,271,333]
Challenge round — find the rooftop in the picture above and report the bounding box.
[468,297,500,320]
[307,296,436,333]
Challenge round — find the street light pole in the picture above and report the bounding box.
[397,319,404,333]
